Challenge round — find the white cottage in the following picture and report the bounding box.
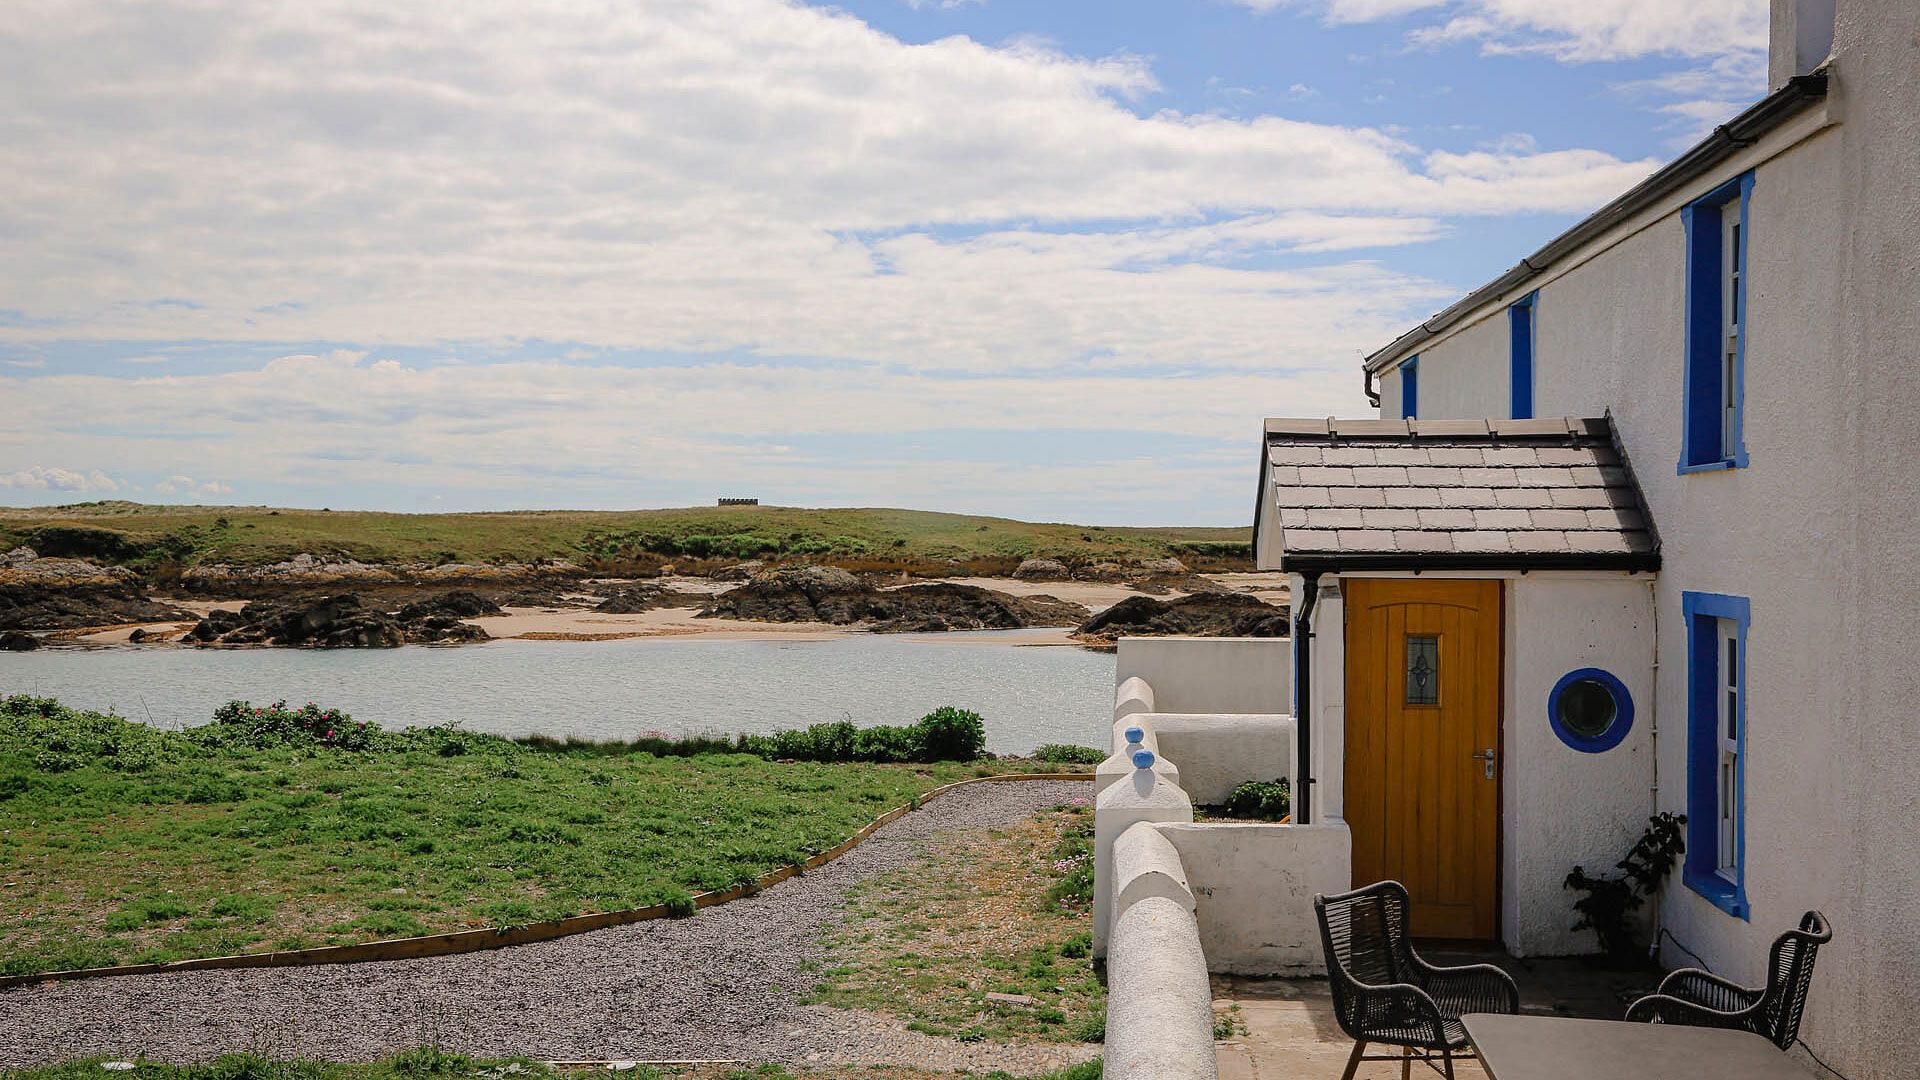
[1279,0,1915,1071]
[1096,3,1917,1079]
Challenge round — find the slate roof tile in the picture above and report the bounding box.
[1385,488,1446,508]
[1324,487,1389,508]
[1493,488,1556,508]
[1300,466,1356,486]
[1440,488,1503,508]
[1321,447,1379,466]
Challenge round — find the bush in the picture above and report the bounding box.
[208,700,376,751]
[732,707,986,764]
[917,706,987,762]
[1033,744,1105,765]
[1,695,169,772]
[1221,778,1290,820]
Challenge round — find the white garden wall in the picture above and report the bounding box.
[1158,821,1350,975]
[1113,637,1289,716]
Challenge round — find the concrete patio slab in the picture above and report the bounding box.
[1214,955,1663,1079]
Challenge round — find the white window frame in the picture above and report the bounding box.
[1716,618,1741,880]
[1720,211,1743,461]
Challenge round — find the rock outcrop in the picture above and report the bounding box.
[178,554,584,595]
[699,566,1089,631]
[1075,592,1290,643]
[0,548,196,631]
[868,583,1090,633]
[187,591,493,647]
[588,584,706,614]
[1013,558,1071,581]
[0,630,41,651]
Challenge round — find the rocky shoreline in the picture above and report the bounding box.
[0,545,1288,651]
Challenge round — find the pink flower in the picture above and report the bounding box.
[326,729,335,738]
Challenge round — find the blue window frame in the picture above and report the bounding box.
[1682,591,1750,919]
[1547,667,1633,753]
[1679,172,1753,473]
[1399,356,1418,420]
[1509,291,1537,420]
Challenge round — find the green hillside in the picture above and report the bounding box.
[0,502,1251,576]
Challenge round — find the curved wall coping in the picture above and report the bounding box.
[1112,820,1195,916]
[0,771,1091,991]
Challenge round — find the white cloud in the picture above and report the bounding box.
[1613,51,1769,144]
[2,355,1366,520]
[1251,0,1766,63]
[0,465,122,492]
[0,0,1655,370]
[152,474,233,498]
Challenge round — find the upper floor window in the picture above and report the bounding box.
[1399,356,1418,420]
[1679,172,1753,473]
[1509,291,1536,420]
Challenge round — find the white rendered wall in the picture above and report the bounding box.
[1157,821,1351,975]
[1355,7,1920,1072]
[1114,637,1290,715]
[1501,573,1657,956]
[1134,713,1294,806]
[1403,312,1511,419]
[1377,364,1401,418]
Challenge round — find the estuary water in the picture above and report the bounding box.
[0,633,1114,754]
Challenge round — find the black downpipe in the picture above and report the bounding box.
[1292,571,1323,825]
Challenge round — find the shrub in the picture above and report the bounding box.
[730,707,985,764]
[1,694,169,772]
[917,706,987,762]
[1565,811,1687,961]
[1222,778,1290,821]
[208,700,376,751]
[1033,744,1105,765]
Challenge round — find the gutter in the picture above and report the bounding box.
[1362,71,1830,374]
[1282,551,1661,574]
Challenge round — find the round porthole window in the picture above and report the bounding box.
[1548,668,1634,753]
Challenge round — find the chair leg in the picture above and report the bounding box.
[1340,1040,1367,1080]
[1441,1049,1455,1080]
[1401,1045,1412,1080]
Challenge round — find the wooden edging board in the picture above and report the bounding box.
[0,770,1092,990]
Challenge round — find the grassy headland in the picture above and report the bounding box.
[0,696,1073,978]
[0,502,1250,579]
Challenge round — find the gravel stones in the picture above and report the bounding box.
[0,780,1095,1074]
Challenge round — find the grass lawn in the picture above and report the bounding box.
[0,699,1064,979]
[806,799,1105,1044]
[0,501,1250,575]
[0,1052,1102,1080]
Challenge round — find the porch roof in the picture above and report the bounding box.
[1255,416,1660,573]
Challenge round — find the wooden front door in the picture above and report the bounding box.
[1344,578,1502,940]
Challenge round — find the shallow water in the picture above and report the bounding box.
[0,633,1114,754]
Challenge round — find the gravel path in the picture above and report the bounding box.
[0,779,1097,1073]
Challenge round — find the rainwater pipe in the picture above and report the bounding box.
[1292,570,1324,825]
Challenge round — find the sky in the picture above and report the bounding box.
[0,0,1770,525]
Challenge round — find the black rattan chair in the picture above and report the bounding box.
[1625,910,1830,1049]
[1314,880,1520,1080]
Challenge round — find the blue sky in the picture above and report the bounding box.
[0,0,1768,524]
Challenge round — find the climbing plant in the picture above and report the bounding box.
[1564,811,1687,962]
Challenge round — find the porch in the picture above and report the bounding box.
[1212,959,1663,1080]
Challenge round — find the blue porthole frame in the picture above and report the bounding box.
[1548,667,1634,753]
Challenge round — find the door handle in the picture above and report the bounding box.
[1471,747,1496,780]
